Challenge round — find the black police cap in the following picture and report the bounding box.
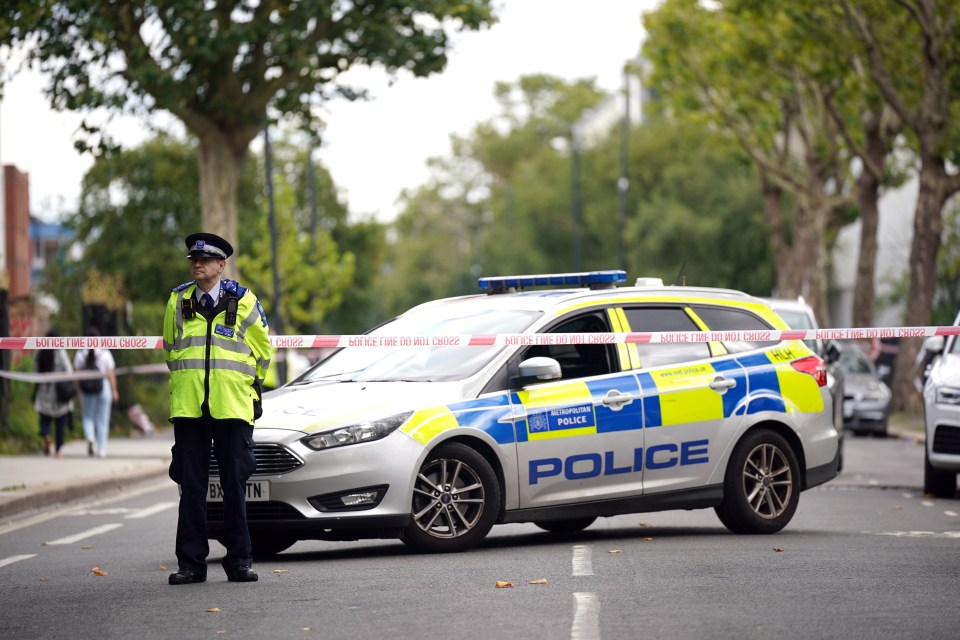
[185,232,233,260]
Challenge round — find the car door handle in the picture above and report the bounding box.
[709,376,736,393]
[601,389,642,411]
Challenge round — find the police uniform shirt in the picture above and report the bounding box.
[196,280,222,307]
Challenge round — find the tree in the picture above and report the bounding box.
[839,0,960,410]
[0,0,496,254]
[644,0,860,323]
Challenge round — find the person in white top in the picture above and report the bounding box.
[73,326,119,457]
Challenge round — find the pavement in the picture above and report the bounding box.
[0,429,174,522]
[0,413,928,523]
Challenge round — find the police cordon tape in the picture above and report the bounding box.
[1,325,959,352]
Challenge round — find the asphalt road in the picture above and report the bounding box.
[1,434,958,640]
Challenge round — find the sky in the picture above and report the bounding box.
[0,0,656,223]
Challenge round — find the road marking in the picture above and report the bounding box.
[125,502,177,519]
[0,479,172,537]
[70,508,136,516]
[47,523,123,545]
[868,531,960,538]
[571,592,600,640]
[0,554,37,569]
[572,545,594,576]
[945,511,958,517]
[921,500,935,507]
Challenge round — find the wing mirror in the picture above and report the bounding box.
[922,335,945,355]
[823,340,841,365]
[515,357,562,386]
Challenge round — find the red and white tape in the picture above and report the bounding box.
[2,326,959,350]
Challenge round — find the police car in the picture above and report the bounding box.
[207,272,841,555]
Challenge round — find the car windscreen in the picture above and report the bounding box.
[296,307,542,383]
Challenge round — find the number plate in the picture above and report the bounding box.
[207,480,270,502]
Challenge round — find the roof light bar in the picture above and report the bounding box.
[478,270,627,293]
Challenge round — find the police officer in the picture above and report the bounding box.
[164,232,272,585]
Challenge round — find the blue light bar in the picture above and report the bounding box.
[478,270,627,293]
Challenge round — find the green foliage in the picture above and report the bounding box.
[378,75,772,316]
[234,137,356,334]
[0,356,42,454]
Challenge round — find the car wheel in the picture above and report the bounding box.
[249,532,297,557]
[923,450,957,498]
[715,429,801,534]
[534,517,597,534]
[401,442,501,553]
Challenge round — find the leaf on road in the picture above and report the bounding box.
[91,566,107,577]
[272,569,289,574]
[159,566,168,571]
[638,522,652,528]
[608,549,623,553]
[205,608,221,613]
[643,538,654,542]
[81,545,93,550]
[495,581,514,588]
[892,505,903,511]
[39,577,49,582]
[528,579,548,585]
[772,547,784,553]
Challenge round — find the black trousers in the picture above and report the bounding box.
[170,418,256,574]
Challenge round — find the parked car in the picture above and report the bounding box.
[836,341,891,436]
[764,297,845,467]
[919,310,960,497]
[209,273,841,555]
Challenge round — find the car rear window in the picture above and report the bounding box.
[622,306,711,367]
[692,305,778,353]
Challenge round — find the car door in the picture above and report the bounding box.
[620,305,748,494]
[510,311,646,508]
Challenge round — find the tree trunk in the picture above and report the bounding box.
[853,169,881,328]
[760,174,791,296]
[890,161,946,412]
[197,129,247,267]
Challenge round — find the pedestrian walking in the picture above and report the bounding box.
[164,232,271,585]
[74,326,119,458]
[34,330,75,458]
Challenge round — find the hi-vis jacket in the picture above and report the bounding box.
[163,279,272,424]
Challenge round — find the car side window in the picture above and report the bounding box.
[691,305,777,353]
[520,313,617,380]
[621,306,710,367]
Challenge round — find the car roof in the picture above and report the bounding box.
[408,282,776,317]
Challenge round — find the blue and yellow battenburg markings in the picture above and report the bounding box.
[398,344,821,446]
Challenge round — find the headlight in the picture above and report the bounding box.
[935,386,960,406]
[300,411,413,451]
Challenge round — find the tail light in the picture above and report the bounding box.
[791,355,827,387]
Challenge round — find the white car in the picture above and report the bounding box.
[207,272,841,555]
[920,310,960,497]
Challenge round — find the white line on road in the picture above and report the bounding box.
[47,523,123,545]
[0,554,37,569]
[0,480,172,537]
[945,511,958,517]
[125,502,177,519]
[572,545,594,576]
[571,592,600,640]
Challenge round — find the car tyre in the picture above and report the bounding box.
[923,449,957,498]
[402,442,500,553]
[534,517,597,534]
[715,429,801,534]
[249,532,297,557]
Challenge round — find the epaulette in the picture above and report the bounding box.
[222,279,247,298]
[172,280,195,293]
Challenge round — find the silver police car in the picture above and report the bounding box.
[920,309,960,497]
[207,272,840,555]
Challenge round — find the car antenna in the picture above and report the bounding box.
[673,257,687,286]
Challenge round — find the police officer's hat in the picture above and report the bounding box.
[185,232,233,260]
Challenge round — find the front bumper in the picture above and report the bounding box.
[206,428,424,538]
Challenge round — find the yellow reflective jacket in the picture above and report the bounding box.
[163,279,272,424]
